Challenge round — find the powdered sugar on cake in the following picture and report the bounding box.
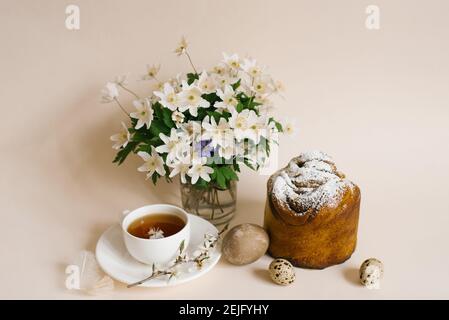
[271,151,354,217]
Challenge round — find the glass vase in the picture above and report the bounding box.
[180,181,237,226]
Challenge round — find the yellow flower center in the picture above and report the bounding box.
[236,118,246,128]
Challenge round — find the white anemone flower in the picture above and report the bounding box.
[197,71,216,94]
[252,75,275,95]
[167,156,191,184]
[254,93,274,114]
[142,64,161,80]
[228,109,258,141]
[223,53,241,69]
[282,118,297,136]
[156,128,187,161]
[211,63,228,76]
[213,74,238,90]
[174,36,188,56]
[202,116,233,148]
[215,85,238,113]
[154,83,179,111]
[218,144,235,160]
[273,80,285,93]
[110,122,131,150]
[178,81,210,116]
[137,147,166,178]
[241,58,261,77]
[247,115,269,144]
[252,77,269,95]
[114,75,129,86]
[171,111,185,126]
[152,81,165,92]
[168,73,183,91]
[100,82,119,103]
[187,162,214,184]
[130,99,153,129]
[179,120,202,143]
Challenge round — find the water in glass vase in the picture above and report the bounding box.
[180,181,237,226]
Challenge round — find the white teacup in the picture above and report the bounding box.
[122,204,190,265]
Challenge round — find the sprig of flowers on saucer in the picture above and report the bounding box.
[127,225,227,288]
[102,37,286,191]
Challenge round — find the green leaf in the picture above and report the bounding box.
[221,166,239,181]
[215,169,226,189]
[151,172,159,185]
[210,168,217,180]
[207,111,223,123]
[149,119,170,137]
[195,107,208,120]
[268,117,283,132]
[136,144,152,153]
[161,108,175,128]
[131,131,152,143]
[113,141,138,165]
[194,178,209,189]
[231,79,241,90]
[258,136,270,156]
[202,92,220,105]
[187,73,199,85]
[236,102,244,113]
[243,159,256,171]
[152,102,164,120]
[221,111,232,120]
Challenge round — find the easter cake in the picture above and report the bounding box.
[264,151,361,269]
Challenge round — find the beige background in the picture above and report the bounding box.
[1,0,448,299]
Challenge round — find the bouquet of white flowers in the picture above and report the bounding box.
[102,37,286,224]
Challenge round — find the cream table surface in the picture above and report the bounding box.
[1,0,448,299]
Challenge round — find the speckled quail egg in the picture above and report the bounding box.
[359,258,384,289]
[269,259,296,285]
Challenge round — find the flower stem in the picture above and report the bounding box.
[126,271,167,288]
[211,188,216,220]
[118,84,140,99]
[215,188,224,213]
[114,98,129,116]
[185,50,198,74]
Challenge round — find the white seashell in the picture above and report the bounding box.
[359,258,384,289]
[268,259,295,285]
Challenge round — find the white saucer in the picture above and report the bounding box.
[95,214,221,287]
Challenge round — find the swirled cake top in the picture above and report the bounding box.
[271,151,355,217]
